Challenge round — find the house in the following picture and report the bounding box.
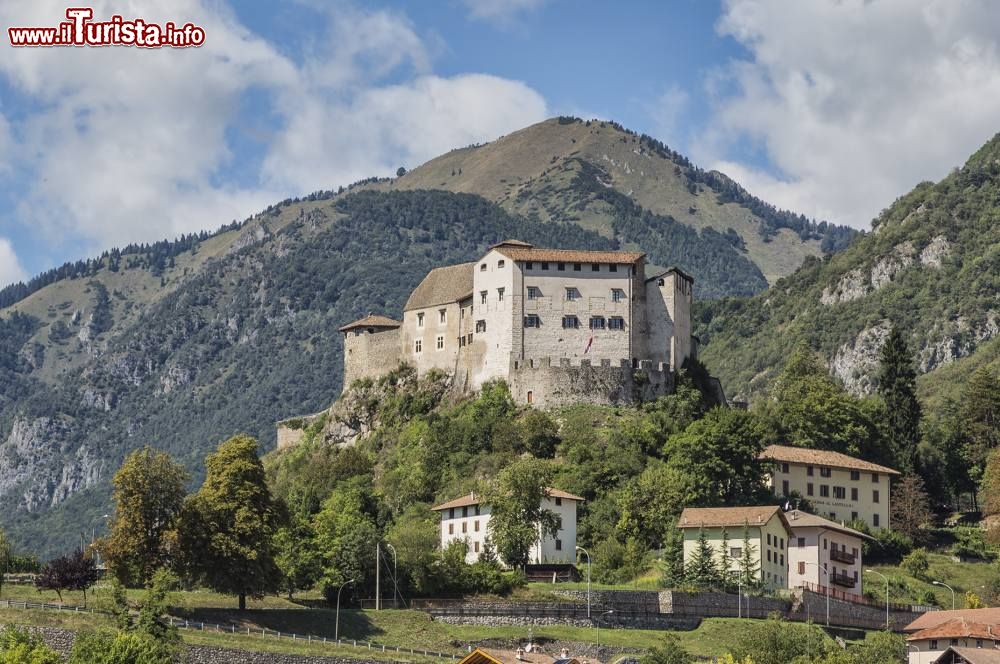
[458,647,581,664]
[930,646,1000,664]
[431,488,583,565]
[905,610,1000,664]
[339,240,697,407]
[677,505,792,592]
[784,509,872,598]
[759,445,900,531]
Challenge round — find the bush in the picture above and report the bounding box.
[68,631,175,664]
[0,625,61,664]
[901,548,931,581]
[951,527,997,562]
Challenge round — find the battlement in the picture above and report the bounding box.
[508,357,675,408]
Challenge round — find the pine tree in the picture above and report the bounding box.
[660,525,686,588]
[736,522,761,592]
[960,367,1000,489]
[719,527,733,590]
[877,326,922,473]
[685,527,719,589]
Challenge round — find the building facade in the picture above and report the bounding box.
[339,240,696,406]
[677,506,792,593]
[760,445,900,531]
[785,509,871,599]
[431,488,583,565]
[905,610,1000,664]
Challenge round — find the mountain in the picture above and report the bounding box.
[696,133,1000,405]
[364,117,856,295]
[0,116,846,556]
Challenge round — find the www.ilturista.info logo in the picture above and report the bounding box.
[8,7,206,48]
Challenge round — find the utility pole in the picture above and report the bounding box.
[375,542,380,611]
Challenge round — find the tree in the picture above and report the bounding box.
[396,166,406,177]
[685,527,720,589]
[100,447,188,587]
[641,634,694,664]
[34,549,99,605]
[175,434,280,610]
[660,524,686,588]
[959,367,1000,489]
[736,523,761,592]
[729,615,829,664]
[965,591,984,609]
[877,326,922,473]
[0,625,62,664]
[0,528,10,600]
[900,548,930,581]
[312,477,379,600]
[483,458,560,569]
[891,475,933,542]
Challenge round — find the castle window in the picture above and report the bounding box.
[439,309,447,324]
[525,261,533,270]
[573,263,582,271]
[557,262,565,271]
[555,539,562,551]
[609,264,618,272]
[541,262,549,270]
[873,490,880,503]
[498,260,505,269]
[414,339,422,353]
[475,320,486,333]
[851,487,858,500]
[480,263,487,272]
[497,287,505,302]
[657,278,665,286]
[467,333,473,343]
[527,286,541,300]
[524,314,541,328]
[436,335,444,350]
[555,497,562,506]
[480,291,487,305]
[527,391,533,404]
[562,316,580,329]
[459,336,465,347]
[608,317,625,330]
[820,467,831,478]
[611,289,625,303]
[565,287,580,301]
[807,466,814,476]
[873,514,880,527]
[589,316,606,329]
[417,312,424,327]
[474,541,480,553]
[850,470,860,481]
[592,264,600,272]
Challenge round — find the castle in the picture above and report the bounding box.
[338,240,696,408]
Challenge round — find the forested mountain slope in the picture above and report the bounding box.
[366,117,856,294]
[697,133,1000,403]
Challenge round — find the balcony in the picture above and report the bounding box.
[831,572,857,588]
[830,548,856,565]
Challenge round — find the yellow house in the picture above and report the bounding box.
[678,505,792,592]
[760,445,900,531]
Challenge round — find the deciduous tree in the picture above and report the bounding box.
[483,457,560,569]
[34,549,99,605]
[891,475,933,542]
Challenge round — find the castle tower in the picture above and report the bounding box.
[644,267,694,371]
[338,314,402,389]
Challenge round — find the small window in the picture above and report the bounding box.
[462,522,467,533]
[872,473,879,483]
[608,317,625,330]
[609,264,617,272]
[797,537,805,547]
[820,467,832,478]
[657,278,664,286]
[439,309,446,324]
[852,511,858,520]
[467,333,473,343]
[436,335,444,350]
[414,339,422,353]
[834,486,846,500]
[555,539,562,551]
[767,550,771,562]
[589,316,606,330]
[498,260,505,268]
[555,497,562,506]
[730,547,742,559]
[873,490,880,504]
[780,554,784,565]
[526,390,533,404]
[541,262,549,270]
[798,561,806,575]
[417,312,425,327]
[480,263,487,272]
[807,466,814,476]
[807,483,814,496]
[850,470,860,481]
[830,512,836,520]
[820,485,829,497]
[525,261,534,270]
[462,506,468,517]
[557,262,565,271]
[782,480,789,495]
[474,541,480,553]
[459,336,465,347]
[611,289,625,303]
[873,514,880,527]
[480,291,487,305]
[562,316,580,329]
[474,520,480,532]
[474,505,480,516]
[767,534,772,545]
[780,538,785,550]
[931,640,938,650]
[448,523,454,534]
[565,287,580,301]
[781,462,789,473]
[449,508,455,519]
[498,287,505,302]
[475,320,486,333]
[592,263,600,272]
[573,263,581,271]
[527,286,541,300]
[823,538,827,550]
[524,314,541,328]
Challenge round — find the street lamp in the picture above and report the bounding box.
[335,579,354,641]
[865,570,890,630]
[385,542,399,608]
[908,642,921,664]
[932,581,956,610]
[595,610,613,649]
[805,562,830,626]
[576,546,591,619]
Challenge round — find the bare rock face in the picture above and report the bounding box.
[228,220,272,254]
[829,322,892,395]
[820,240,937,306]
[918,312,1000,373]
[919,235,951,268]
[821,268,868,305]
[870,241,915,290]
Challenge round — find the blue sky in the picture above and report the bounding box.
[2,0,1000,288]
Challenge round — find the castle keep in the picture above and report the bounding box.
[338,240,696,408]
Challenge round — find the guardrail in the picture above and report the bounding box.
[0,599,460,660]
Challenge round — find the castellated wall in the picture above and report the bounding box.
[342,327,401,386]
[507,358,675,409]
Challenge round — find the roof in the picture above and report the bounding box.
[907,609,1000,633]
[645,267,694,283]
[759,445,901,476]
[492,243,645,265]
[933,647,1000,664]
[677,505,790,532]
[458,648,580,664]
[908,618,1000,641]
[404,262,474,312]
[338,314,402,332]
[784,510,874,541]
[432,488,586,512]
[489,239,534,249]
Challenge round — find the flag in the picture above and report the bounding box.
[584,334,593,354]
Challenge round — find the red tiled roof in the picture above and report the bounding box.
[493,244,645,265]
[431,488,585,512]
[784,510,874,541]
[908,618,1000,641]
[338,314,402,332]
[933,648,1000,664]
[404,262,475,311]
[678,505,788,530]
[906,608,1000,633]
[760,445,901,475]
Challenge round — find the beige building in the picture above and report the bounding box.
[785,509,871,599]
[431,488,583,565]
[339,240,697,406]
[904,610,1000,664]
[677,505,792,592]
[760,445,900,531]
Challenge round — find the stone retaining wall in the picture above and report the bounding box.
[789,590,925,631]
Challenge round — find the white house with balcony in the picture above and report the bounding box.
[785,509,872,599]
[431,488,583,565]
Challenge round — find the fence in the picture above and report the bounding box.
[798,582,933,613]
[0,599,460,660]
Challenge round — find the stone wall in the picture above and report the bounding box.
[275,413,323,450]
[342,327,401,387]
[659,591,790,620]
[789,589,926,631]
[507,358,675,408]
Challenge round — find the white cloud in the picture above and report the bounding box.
[646,84,690,146]
[460,0,546,23]
[696,0,1000,228]
[0,237,27,288]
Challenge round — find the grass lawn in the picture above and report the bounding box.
[868,552,995,608]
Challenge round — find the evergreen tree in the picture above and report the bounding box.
[960,367,1000,489]
[719,527,733,590]
[877,326,922,473]
[685,527,719,589]
[660,525,686,588]
[0,528,9,600]
[736,522,761,591]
